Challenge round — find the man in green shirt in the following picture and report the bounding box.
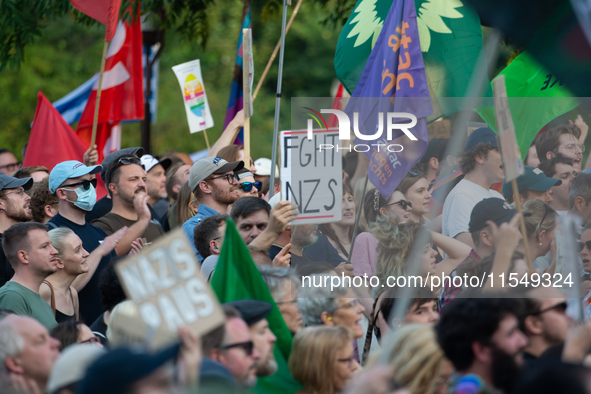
[0,222,59,330]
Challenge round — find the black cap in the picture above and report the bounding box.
[100,147,145,186]
[78,343,180,394]
[420,139,444,163]
[468,198,518,233]
[0,173,33,192]
[225,299,272,326]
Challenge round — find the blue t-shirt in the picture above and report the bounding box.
[47,213,117,324]
[181,205,219,262]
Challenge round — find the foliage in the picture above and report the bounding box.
[0,0,341,161]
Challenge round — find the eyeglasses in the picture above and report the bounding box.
[534,202,552,235]
[337,356,355,368]
[276,299,298,305]
[383,199,412,210]
[61,178,98,191]
[408,169,425,177]
[0,162,21,172]
[331,298,361,312]
[206,173,238,185]
[3,188,26,198]
[220,340,254,356]
[532,301,568,316]
[80,336,100,344]
[237,182,262,193]
[564,143,585,153]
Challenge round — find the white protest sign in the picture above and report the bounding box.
[172,59,215,133]
[280,128,342,224]
[493,75,525,182]
[115,230,225,341]
[242,28,254,118]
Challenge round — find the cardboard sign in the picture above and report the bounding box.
[242,28,254,118]
[115,230,225,342]
[172,59,215,133]
[280,129,342,224]
[493,75,525,183]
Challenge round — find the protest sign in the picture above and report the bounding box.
[172,59,215,133]
[280,128,342,224]
[493,75,525,183]
[115,229,225,343]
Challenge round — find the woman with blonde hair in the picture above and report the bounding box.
[368,324,451,394]
[289,325,359,394]
[176,182,199,226]
[522,199,558,273]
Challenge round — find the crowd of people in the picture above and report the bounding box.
[3,113,591,394]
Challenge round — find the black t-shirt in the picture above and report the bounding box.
[90,312,108,346]
[0,234,13,288]
[47,213,117,324]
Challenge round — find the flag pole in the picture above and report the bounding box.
[268,0,290,199]
[243,28,252,169]
[252,0,302,102]
[203,129,211,150]
[91,40,109,149]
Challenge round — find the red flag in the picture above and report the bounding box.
[70,0,122,42]
[25,92,108,198]
[77,16,144,162]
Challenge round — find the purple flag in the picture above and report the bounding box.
[345,0,432,199]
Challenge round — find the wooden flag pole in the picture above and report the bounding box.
[252,0,303,102]
[512,179,533,273]
[203,129,211,150]
[243,28,253,169]
[91,40,109,149]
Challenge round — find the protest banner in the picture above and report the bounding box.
[115,229,225,345]
[280,128,342,224]
[243,28,254,168]
[493,75,532,271]
[172,59,215,147]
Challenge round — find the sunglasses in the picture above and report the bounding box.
[220,340,254,356]
[61,178,98,191]
[207,173,239,185]
[580,240,591,252]
[117,156,143,167]
[532,301,568,316]
[383,199,412,210]
[535,202,552,235]
[408,169,425,177]
[237,182,262,193]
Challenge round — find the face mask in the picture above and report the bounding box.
[66,185,97,211]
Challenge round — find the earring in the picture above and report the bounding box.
[539,242,543,246]
[327,317,332,321]
[214,246,218,249]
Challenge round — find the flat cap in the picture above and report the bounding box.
[225,299,272,326]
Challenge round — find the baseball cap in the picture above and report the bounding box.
[49,161,102,194]
[469,198,518,233]
[225,299,272,326]
[101,147,145,186]
[464,128,499,152]
[140,154,172,173]
[420,139,444,164]
[501,166,562,199]
[254,158,278,176]
[0,173,32,192]
[46,344,106,394]
[188,156,244,192]
[78,343,181,394]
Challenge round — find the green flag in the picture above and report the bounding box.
[477,52,579,157]
[210,219,301,394]
[335,0,490,120]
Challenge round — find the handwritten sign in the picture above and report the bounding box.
[115,230,224,341]
[493,75,524,183]
[280,129,342,224]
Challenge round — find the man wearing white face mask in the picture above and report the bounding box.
[47,161,119,325]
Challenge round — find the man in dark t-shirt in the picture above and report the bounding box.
[48,161,117,324]
[0,173,34,287]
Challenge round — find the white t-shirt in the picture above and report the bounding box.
[442,179,505,238]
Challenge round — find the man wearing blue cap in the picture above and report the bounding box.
[442,128,505,247]
[47,161,119,324]
[0,173,33,287]
[501,166,561,206]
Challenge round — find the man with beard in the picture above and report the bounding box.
[227,300,278,377]
[536,123,584,171]
[47,161,122,324]
[0,174,33,287]
[140,154,171,219]
[182,156,244,261]
[436,297,528,393]
[518,288,571,364]
[0,223,59,329]
[92,150,164,251]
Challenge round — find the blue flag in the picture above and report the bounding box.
[345,0,432,199]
